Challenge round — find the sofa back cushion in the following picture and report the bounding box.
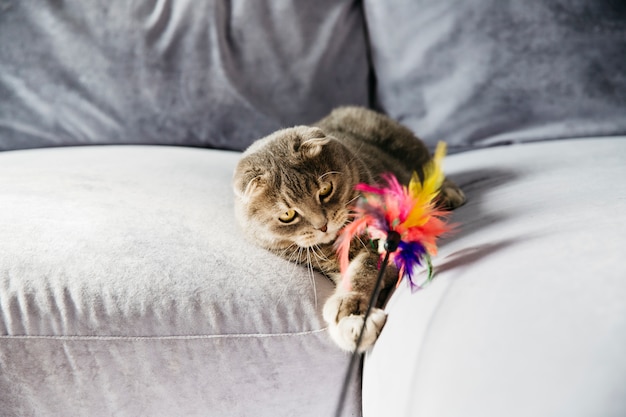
[365,0,626,152]
[0,0,370,152]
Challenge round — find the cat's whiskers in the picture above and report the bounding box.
[305,246,318,308]
[356,235,369,250]
[276,243,295,257]
[284,244,316,303]
[296,245,306,265]
[345,194,360,206]
[283,245,301,278]
[277,242,299,260]
[311,244,331,263]
[275,244,300,304]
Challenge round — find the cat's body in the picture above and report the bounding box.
[233,107,465,351]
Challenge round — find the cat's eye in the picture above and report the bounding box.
[319,182,333,200]
[278,209,297,223]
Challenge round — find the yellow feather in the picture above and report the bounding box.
[423,141,446,199]
[409,142,446,200]
[404,142,447,228]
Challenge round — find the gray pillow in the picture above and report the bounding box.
[0,0,370,152]
[365,0,626,152]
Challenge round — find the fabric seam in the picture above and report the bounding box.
[0,328,328,341]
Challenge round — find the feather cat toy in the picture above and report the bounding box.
[333,142,454,417]
[336,141,453,292]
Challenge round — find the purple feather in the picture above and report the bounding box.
[394,241,428,292]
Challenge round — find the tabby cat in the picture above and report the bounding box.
[233,107,465,352]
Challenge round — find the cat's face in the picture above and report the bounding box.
[233,126,360,251]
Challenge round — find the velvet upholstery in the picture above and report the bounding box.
[0,0,369,152]
[363,137,626,416]
[0,146,360,417]
[364,0,626,152]
[1,0,626,416]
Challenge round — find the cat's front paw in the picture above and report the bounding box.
[331,309,387,353]
[323,292,387,352]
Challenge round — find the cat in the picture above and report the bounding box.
[233,106,465,352]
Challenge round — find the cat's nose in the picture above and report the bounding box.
[318,223,328,233]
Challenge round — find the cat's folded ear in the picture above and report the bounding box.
[233,163,266,200]
[297,127,331,158]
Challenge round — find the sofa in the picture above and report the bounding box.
[1,1,625,416]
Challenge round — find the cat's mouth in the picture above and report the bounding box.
[316,231,338,245]
[297,227,339,248]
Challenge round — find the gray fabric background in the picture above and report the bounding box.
[365,0,626,152]
[0,0,370,152]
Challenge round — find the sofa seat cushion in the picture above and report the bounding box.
[363,137,626,417]
[0,145,358,417]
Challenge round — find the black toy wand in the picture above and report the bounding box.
[333,231,401,417]
[331,144,453,416]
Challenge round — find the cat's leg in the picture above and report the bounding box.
[322,251,393,352]
[439,177,466,210]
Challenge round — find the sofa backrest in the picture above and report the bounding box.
[3,1,625,155]
[364,0,626,152]
[0,0,370,152]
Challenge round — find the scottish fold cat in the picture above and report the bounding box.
[233,107,464,351]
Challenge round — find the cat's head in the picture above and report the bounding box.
[233,126,361,251]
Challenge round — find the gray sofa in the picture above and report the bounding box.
[1,1,625,416]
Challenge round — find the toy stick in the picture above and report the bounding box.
[333,231,400,417]
[332,142,454,416]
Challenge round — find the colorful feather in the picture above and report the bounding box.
[336,142,453,292]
